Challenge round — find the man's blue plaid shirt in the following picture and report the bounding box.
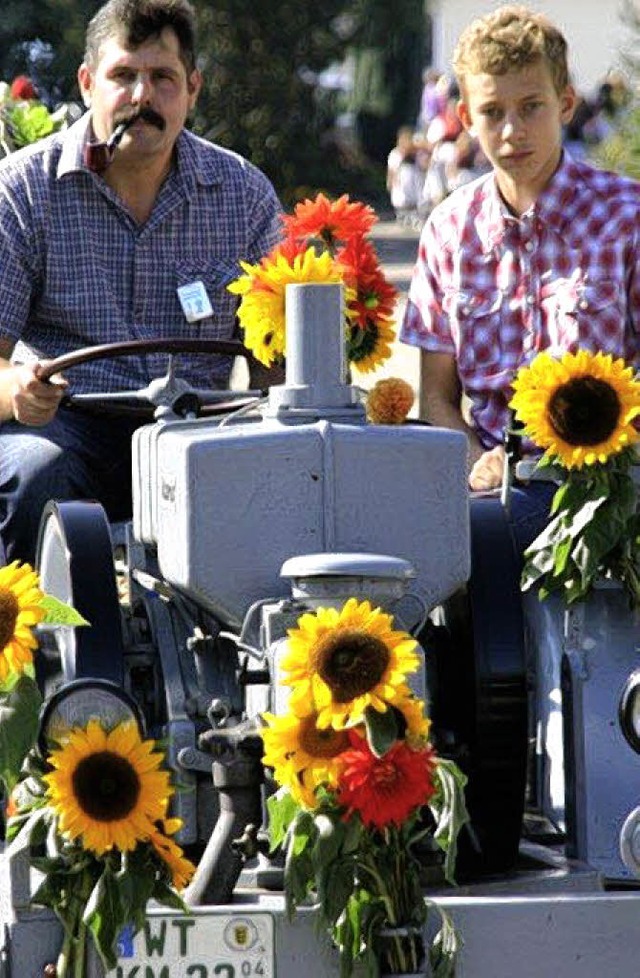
[0,112,282,394]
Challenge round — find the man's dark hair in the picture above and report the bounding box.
[85,0,198,74]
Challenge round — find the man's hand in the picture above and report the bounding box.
[10,362,68,426]
[469,444,505,491]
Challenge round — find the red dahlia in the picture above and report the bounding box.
[337,734,437,829]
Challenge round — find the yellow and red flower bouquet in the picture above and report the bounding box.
[510,349,640,605]
[228,193,398,374]
[261,597,468,978]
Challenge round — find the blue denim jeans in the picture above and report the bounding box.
[507,480,557,558]
[0,408,142,564]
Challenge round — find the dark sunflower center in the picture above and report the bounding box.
[0,590,19,648]
[347,322,379,362]
[72,750,141,822]
[298,716,350,758]
[314,629,390,703]
[548,376,621,446]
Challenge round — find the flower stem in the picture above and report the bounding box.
[56,930,73,978]
[360,853,413,973]
[55,866,93,978]
[74,923,86,978]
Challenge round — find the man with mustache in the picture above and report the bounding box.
[0,0,282,563]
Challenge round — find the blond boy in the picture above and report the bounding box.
[400,5,640,550]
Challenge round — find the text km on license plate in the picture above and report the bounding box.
[112,911,274,977]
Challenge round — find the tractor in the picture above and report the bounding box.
[2,282,640,977]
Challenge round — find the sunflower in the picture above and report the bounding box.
[280,598,420,730]
[393,691,432,746]
[149,820,196,890]
[43,719,173,856]
[0,560,45,685]
[348,318,396,374]
[228,247,347,367]
[337,733,437,830]
[282,193,377,248]
[261,710,349,806]
[510,349,640,468]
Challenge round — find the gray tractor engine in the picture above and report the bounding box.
[35,283,476,896]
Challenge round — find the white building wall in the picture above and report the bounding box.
[428,0,636,97]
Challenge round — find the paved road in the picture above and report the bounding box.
[363,217,422,415]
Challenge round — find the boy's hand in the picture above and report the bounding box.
[11,361,68,426]
[468,444,505,491]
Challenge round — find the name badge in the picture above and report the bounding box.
[177,280,213,323]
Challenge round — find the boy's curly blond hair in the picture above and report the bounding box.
[453,4,570,96]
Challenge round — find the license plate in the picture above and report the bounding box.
[112,910,274,977]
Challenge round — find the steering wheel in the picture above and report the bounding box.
[37,337,262,418]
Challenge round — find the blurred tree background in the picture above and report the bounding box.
[0,0,428,207]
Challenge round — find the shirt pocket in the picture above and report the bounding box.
[542,279,623,353]
[444,289,513,378]
[173,257,241,338]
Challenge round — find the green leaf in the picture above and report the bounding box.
[429,903,460,978]
[84,867,125,971]
[266,787,300,849]
[5,804,50,859]
[521,458,640,607]
[312,812,345,868]
[151,878,189,913]
[290,808,315,857]
[430,758,469,885]
[550,473,591,515]
[8,103,60,147]
[282,808,319,914]
[39,594,89,626]
[315,854,355,927]
[341,813,364,855]
[284,841,315,914]
[552,535,573,576]
[364,705,398,758]
[0,676,42,791]
[565,495,607,540]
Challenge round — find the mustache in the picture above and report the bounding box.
[115,107,166,132]
[84,108,167,173]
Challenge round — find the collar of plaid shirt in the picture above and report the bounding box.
[57,111,225,193]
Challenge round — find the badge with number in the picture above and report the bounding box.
[177,280,213,323]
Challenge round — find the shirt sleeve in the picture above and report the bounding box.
[626,213,640,368]
[244,164,283,263]
[399,215,455,355]
[0,181,38,342]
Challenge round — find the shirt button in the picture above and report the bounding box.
[579,299,588,309]
[524,241,534,252]
[526,294,534,305]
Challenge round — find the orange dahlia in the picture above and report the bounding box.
[337,734,437,829]
[366,378,415,424]
[282,193,377,248]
